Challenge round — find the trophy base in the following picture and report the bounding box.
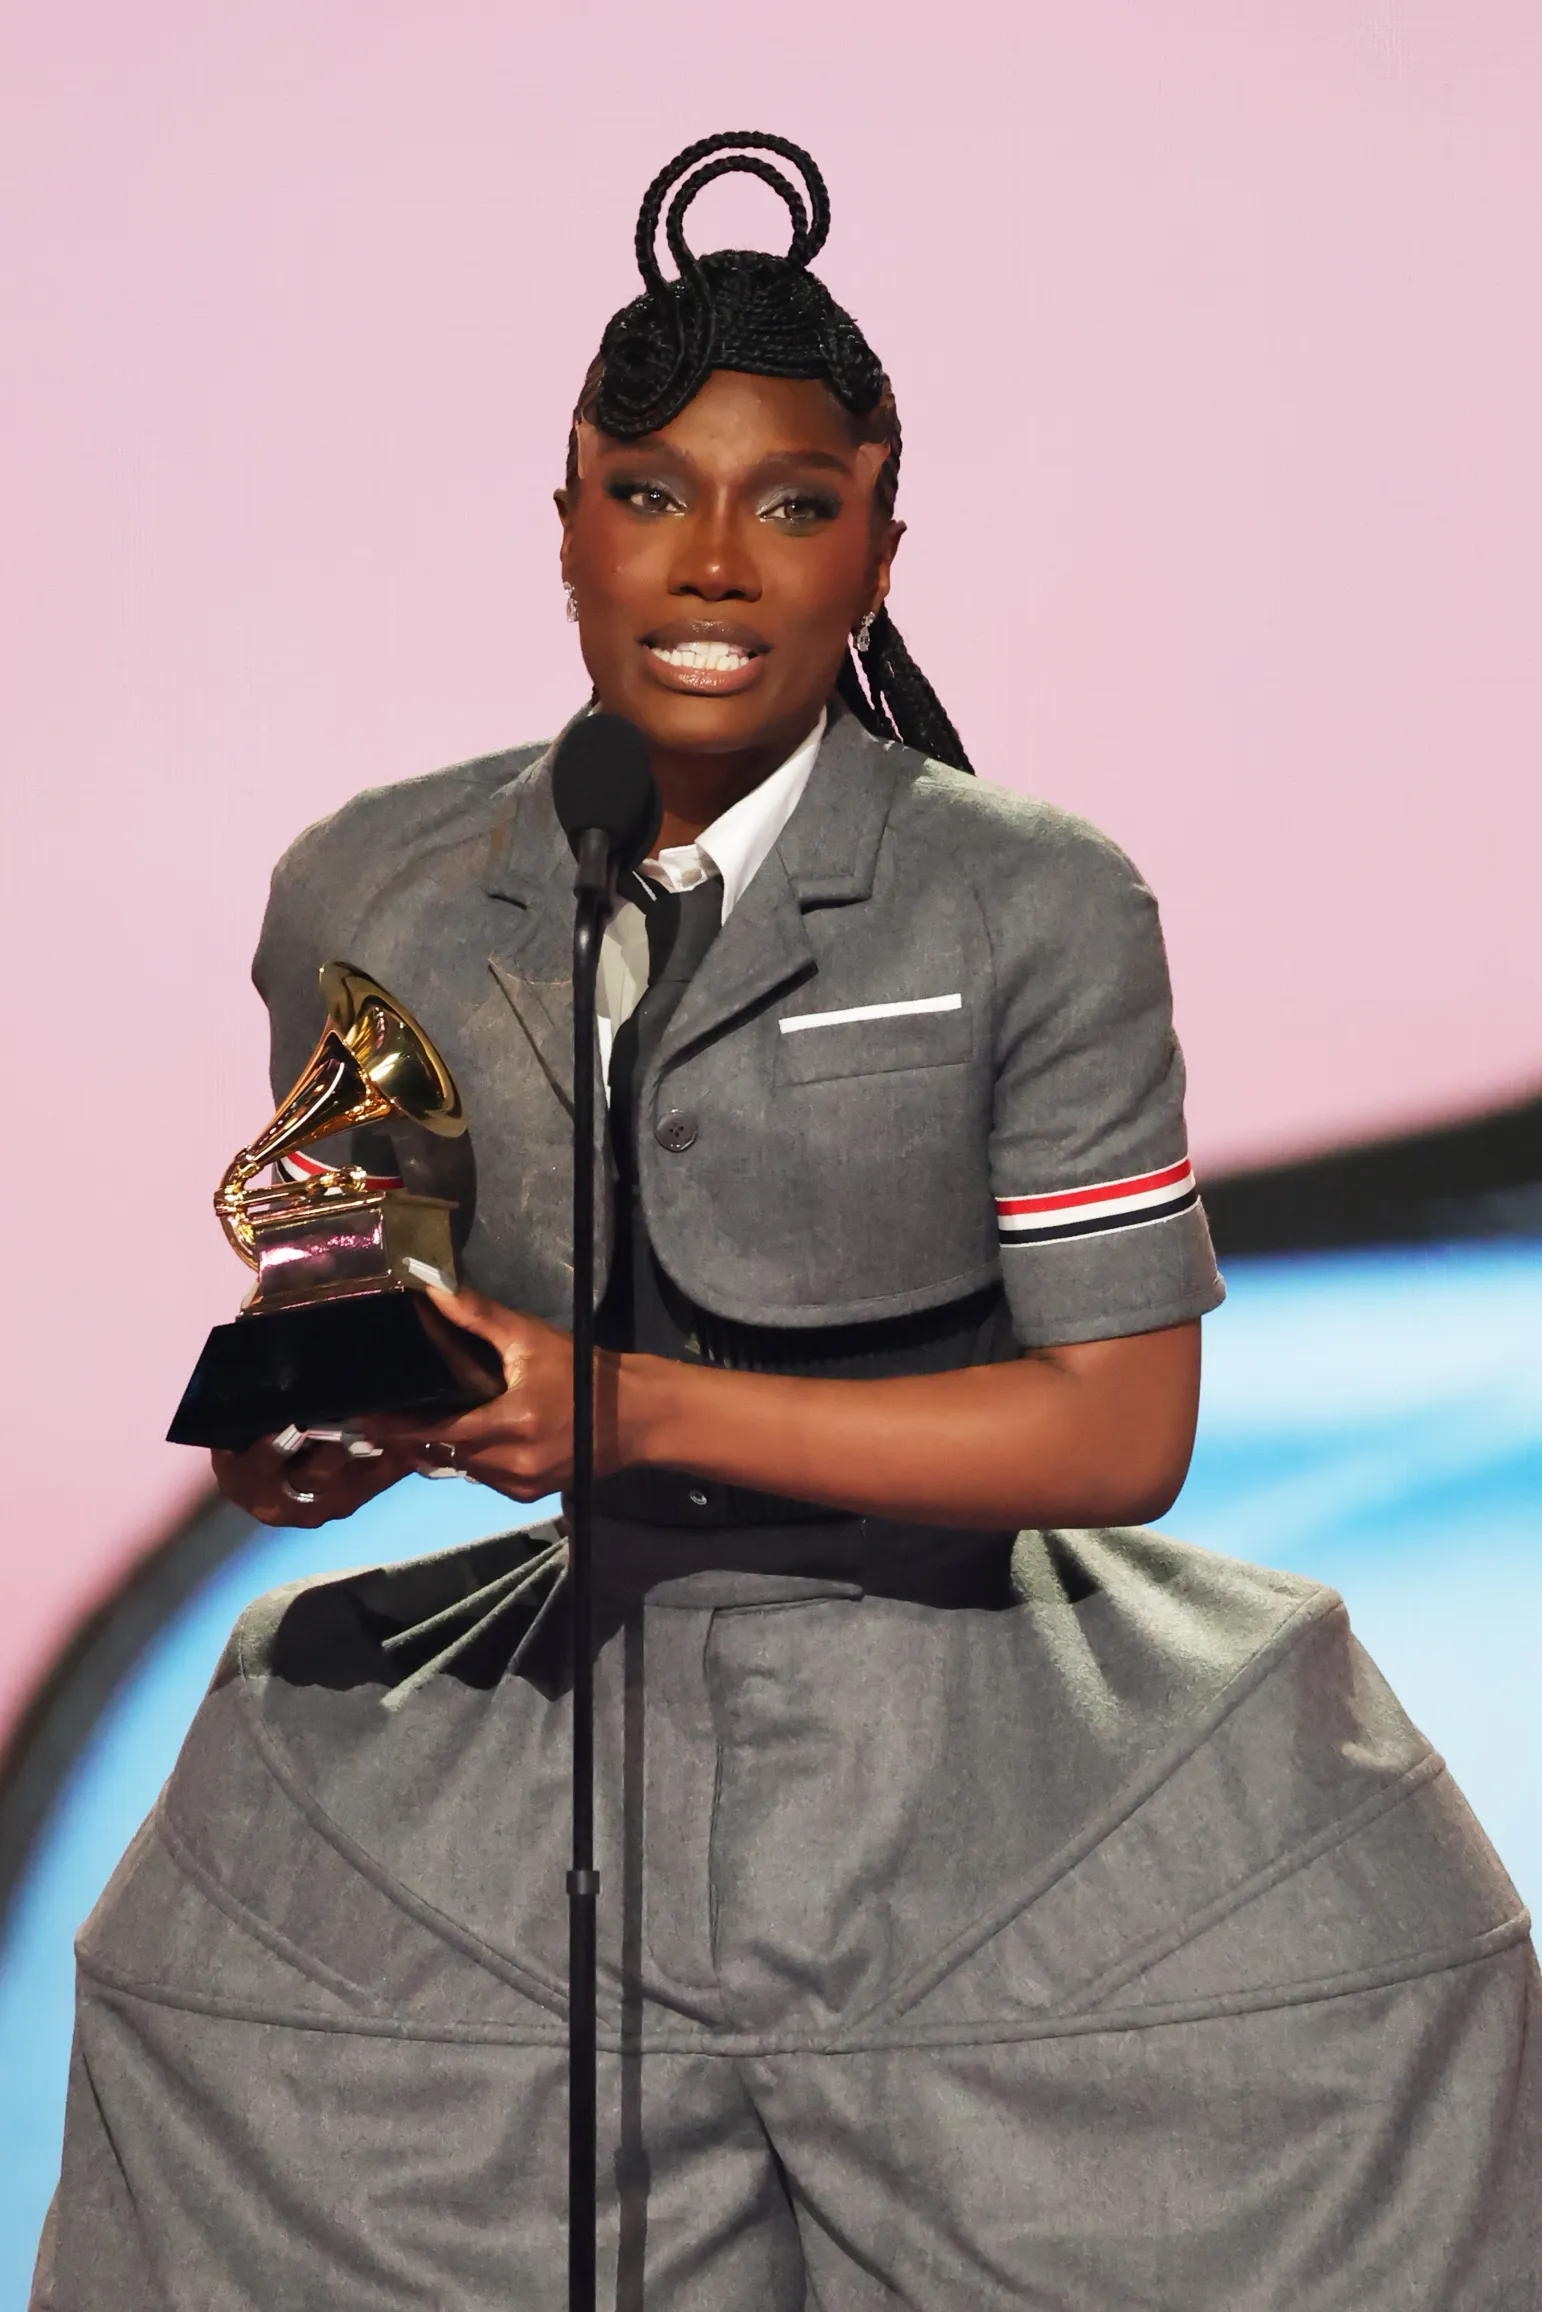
[167,1288,505,1451]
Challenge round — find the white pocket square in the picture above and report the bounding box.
[779,993,963,1034]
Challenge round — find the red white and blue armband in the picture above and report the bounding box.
[995,1159,1199,1249]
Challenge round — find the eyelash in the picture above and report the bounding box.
[607,479,683,516]
[761,488,842,526]
[604,479,843,527]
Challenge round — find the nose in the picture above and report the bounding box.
[669,495,761,603]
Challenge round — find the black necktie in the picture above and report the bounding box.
[606,877,723,1184]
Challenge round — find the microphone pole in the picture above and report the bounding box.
[567,820,608,2312]
[551,712,659,2312]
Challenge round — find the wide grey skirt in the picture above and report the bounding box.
[33,1517,1542,2308]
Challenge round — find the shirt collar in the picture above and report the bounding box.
[642,708,826,923]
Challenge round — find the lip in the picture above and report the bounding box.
[638,617,771,697]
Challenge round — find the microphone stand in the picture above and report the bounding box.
[567,825,610,2312]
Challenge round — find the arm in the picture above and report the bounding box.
[623,1318,1199,1528]
[354,1286,1199,1532]
[210,1299,1197,1534]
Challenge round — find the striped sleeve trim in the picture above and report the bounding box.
[276,1148,405,1191]
[996,1159,1198,1246]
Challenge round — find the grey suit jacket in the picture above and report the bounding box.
[253,703,1223,1349]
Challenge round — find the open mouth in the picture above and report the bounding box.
[640,619,769,694]
[649,638,756,672]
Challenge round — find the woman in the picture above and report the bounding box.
[37,135,1539,2309]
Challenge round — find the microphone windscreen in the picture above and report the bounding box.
[551,714,660,871]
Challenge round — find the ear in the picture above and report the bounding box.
[554,473,577,587]
[852,440,904,612]
[556,419,604,577]
[867,515,906,617]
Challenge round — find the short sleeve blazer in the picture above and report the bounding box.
[253,701,1224,1351]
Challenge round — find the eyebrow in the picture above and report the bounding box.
[598,441,856,479]
[751,449,855,476]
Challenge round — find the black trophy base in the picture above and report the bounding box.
[167,1289,505,1450]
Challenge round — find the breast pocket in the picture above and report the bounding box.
[773,992,973,1086]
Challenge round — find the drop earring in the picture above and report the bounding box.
[564,582,579,624]
[854,609,876,654]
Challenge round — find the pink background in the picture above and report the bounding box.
[3,1,1540,1742]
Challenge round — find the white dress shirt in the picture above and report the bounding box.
[596,709,825,1083]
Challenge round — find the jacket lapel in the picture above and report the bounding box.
[483,740,584,1111]
[777,705,905,906]
[655,707,904,1067]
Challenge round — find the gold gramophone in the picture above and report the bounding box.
[168,962,502,1450]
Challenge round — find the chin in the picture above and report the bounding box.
[610,687,784,757]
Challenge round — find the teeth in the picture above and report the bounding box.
[649,640,753,671]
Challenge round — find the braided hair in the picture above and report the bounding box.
[568,132,973,775]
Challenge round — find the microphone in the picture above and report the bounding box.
[550,709,659,2312]
[551,713,660,892]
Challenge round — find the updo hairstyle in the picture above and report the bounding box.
[567,131,973,774]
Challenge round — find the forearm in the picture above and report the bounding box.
[616,1323,1201,1530]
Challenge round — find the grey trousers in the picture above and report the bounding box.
[34,1520,1542,2308]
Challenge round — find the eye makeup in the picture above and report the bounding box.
[757,483,844,527]
[605,475,687,516]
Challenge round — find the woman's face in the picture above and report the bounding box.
[556,370,902,768]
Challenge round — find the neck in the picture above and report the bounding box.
[643,712,822,851]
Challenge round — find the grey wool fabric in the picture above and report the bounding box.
[246,701,1224,1348]
[33,1520,1542,2307]
[33,709,1541,2302]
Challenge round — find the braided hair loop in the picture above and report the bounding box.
[574,131,973,773]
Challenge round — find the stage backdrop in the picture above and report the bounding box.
[3,0,1540,1743]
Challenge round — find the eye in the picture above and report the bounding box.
[606,477,684,517]
[760,486,842,529]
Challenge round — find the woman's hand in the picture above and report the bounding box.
[365,1285,615,1502]
[211,1286,599,1525]
[211,1432,418,1528]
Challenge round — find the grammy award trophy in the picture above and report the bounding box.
[167,962,503,1450]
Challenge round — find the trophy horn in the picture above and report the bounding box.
[214,963,467,1264]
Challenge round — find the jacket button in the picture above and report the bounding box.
[655,1110,698,1153]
